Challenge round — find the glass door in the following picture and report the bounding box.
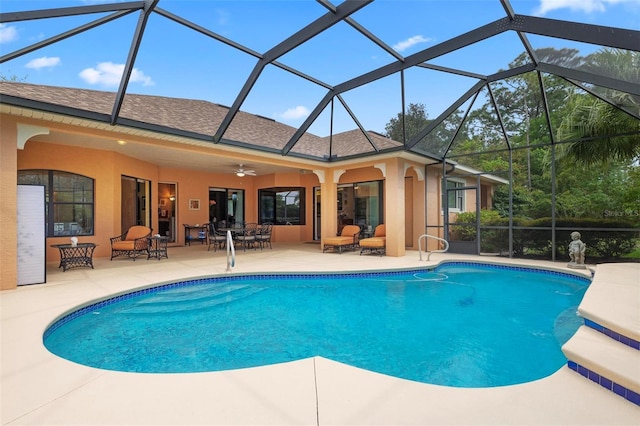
[313,186,321,240]
[158,182,177,242]
[209,187,244,227]
[319,181,383,239]
[121,175,150,233]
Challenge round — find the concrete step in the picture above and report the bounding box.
[577,263,640,345]
[562,325,640,405]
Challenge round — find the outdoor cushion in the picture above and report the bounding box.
[110,226,152,260]
[323,225,361,253]
[359,237,386,248]
[359,224,386,255]
[112,241,137,250]
[125,226,152,240]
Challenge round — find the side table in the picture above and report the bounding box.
[183,224,207,246]
[51,243,97,272]
[147,236,169,260]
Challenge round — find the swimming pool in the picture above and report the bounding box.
[44,262,590,387]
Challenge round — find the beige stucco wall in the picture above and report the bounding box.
[0,116,18,290]
[1,111,470,290]
[17,140,160,261]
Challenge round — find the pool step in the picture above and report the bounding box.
[562,325,640,406]
[138,284,249,305]
[561,263,640,406]
[119,286,265,314]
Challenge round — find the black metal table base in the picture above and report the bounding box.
[148,236,169,260]
[51,243,97,272]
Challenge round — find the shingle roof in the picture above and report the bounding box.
[0,82,402,159]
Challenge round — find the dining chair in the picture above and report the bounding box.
[207,222,226,252]
[256,222,273,249]
[235,222,258,251]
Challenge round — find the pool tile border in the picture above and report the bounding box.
[567,360,640,406]
[583,319,640,351]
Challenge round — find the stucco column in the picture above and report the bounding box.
[319,169,339,250]
[408,164,426,250]
[385,158,405,257]
[1,119,18,290]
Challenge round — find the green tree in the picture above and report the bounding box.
[0,72,27,82]
[557,49,640,166]
[384,102,430,143]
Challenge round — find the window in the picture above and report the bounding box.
[259,187,305,225]
[18,170,94,236]
[444,179,466,212]
[336,181,383,235]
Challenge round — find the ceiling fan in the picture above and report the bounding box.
[233,164,256,177]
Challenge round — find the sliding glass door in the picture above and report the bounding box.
[121,175,150,233]
[209,187,245,226]
[315,180,383,239]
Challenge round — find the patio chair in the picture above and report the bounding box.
[359,224,386,256]
[110,225,152,260]
[256,222,273,249]
[207,222,226,252]
[323,225,361,254]
[235,222,258,251]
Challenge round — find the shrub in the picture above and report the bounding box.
[452,212,639,260]
[520,217,639,261]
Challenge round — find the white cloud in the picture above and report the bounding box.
[277,105,310,121]
[25,56,61,70]
[393,35,431,52]
[534,0,640,15]
[79,62,154,87]
[129,67,154,86]
[0,23,18,44]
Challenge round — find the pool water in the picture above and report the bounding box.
[44,262,590,387]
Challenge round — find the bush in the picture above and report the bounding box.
[519,217,639,261]
[453,211,639,260]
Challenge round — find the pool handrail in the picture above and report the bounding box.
[418,234,449,261]
[226,230,236,272]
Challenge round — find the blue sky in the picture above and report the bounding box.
[1,0,638,136]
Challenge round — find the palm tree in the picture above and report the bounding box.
[557,49,640,166]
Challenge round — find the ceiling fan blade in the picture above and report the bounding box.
[232,164,256,176]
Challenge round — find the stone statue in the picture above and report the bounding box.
[568,231,586,269]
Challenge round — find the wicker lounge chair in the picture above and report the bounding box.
[110,225,152,260]
[359,224,386,256]
[323,224,361,254]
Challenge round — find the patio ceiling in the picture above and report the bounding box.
[0,0,638,163]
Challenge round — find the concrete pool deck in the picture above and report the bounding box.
[2,243,639,425]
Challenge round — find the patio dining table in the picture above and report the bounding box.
[219,225,262,250]
[218,226,244,231]
[218,226,246,239]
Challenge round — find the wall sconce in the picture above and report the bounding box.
[169,196,175,201]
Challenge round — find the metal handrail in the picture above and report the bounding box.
[225,230,236,272]
[418,234,449,261]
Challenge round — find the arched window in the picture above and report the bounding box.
[18,170,94,236]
